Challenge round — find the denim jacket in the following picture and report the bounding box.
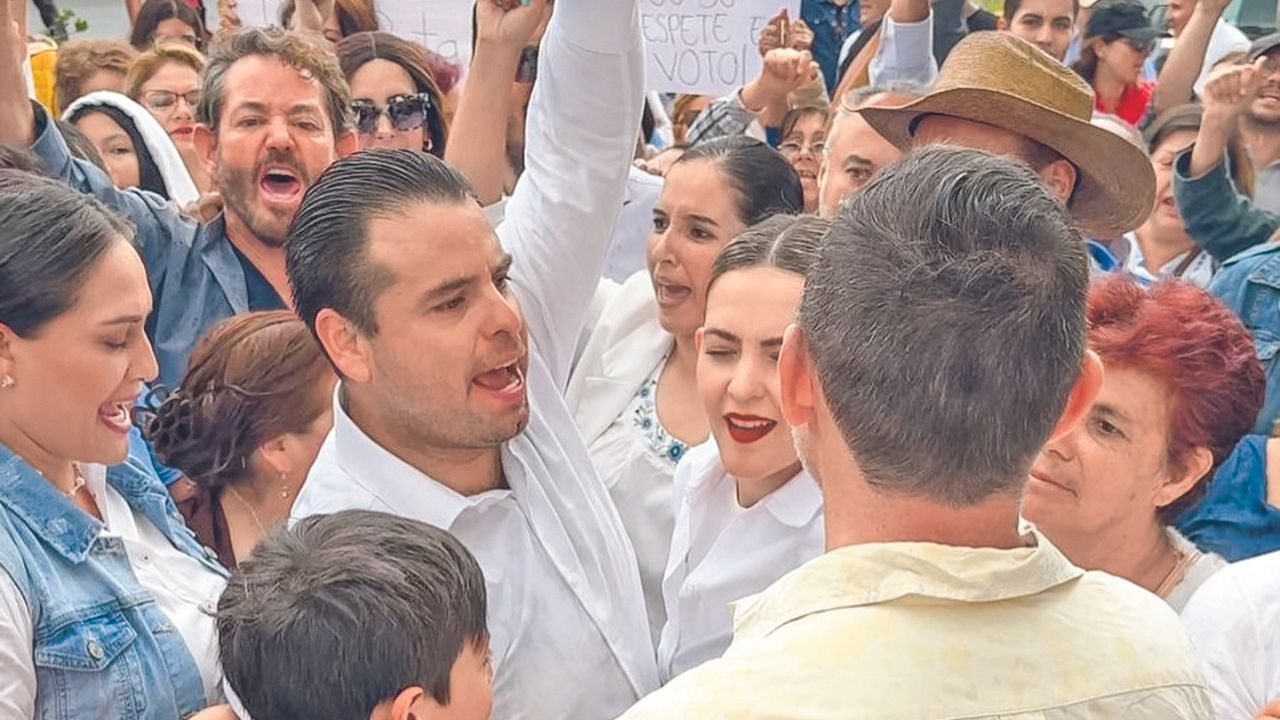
[1209,242,1280,435]
[0,434,227,720]
[1172,148,1279,262]
[29,103,265,388]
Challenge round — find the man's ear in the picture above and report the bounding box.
[193,123,218,176]
[1038,158,1078,205]
[336,129,359,159]
[313,309,374,384]
[778,324,816,428]
[996,15,1008,30]
[1047,349,1103,443]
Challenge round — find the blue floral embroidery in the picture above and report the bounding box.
[628,376,687,467]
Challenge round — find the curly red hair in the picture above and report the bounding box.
[1087,275,1265,522]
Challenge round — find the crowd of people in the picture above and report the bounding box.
[2,0,1280,717]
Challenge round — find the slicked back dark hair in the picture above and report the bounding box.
[798,145,1089,505]
[216,510,488,719]
[286,148,475,344]
[676,136,805,226]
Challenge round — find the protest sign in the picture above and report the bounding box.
[233,0,475,69]
[641,0,801,96]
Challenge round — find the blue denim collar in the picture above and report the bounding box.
[0,441,192,565]
[0,445,102,563]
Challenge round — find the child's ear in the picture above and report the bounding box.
[383,687,427,720]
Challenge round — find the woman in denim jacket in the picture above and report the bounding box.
[0,171,227,719]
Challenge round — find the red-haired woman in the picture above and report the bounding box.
[1022,276,1264,610]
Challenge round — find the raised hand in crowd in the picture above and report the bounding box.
[1190,57,1271,177]
[740,48,821,128]
[1151,0,1232,117]
[444,0,551,206]
[758,9,815,55]
[0,0,33,146]
[285,0,336,38]
[217,0,241,31]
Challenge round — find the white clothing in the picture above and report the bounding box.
[290,1,658,718]
[1194,21,1251,96]
[1124,232,1218,288]
[604,167,663,282]
[0,465,226,718]
[1165,527,1226,613]
[1182,550,1280,720]
[62,91,200,205]
[870,13,939,88]
[657,442,824,682]
[569,271,676,643]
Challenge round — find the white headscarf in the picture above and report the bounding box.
[62,90,201,206]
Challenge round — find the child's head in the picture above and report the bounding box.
[216,510,492,720]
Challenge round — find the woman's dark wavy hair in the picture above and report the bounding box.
[143,311,332,488]
[676,136,805,225]
[0,170,134,338]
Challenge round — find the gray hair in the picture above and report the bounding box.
[825,81,929,158]
[198,26,355,135]
[797,145,1089,506]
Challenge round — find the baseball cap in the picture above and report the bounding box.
[1248,32,1280,61]
[1085,0,1162,43]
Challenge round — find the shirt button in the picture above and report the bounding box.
[86,640,104,660]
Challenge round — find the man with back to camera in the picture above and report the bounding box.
[617,145,1215,720]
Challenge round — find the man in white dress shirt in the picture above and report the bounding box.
[282,0,658,718]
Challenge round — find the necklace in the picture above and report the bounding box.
[226,486,267,536]
[35,463,87,499]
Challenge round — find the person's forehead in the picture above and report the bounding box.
[222,55,327,106]
[365,202,497,275]
[914,114,1030,154]
[1014,0,1075,19]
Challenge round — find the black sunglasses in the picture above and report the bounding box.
[351,93,433,135]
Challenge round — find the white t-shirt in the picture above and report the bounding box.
[0,465,226,718]
[1182,550,1280,719]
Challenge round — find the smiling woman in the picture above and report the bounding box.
[0,170,227,719]
[566,136,804,642]
[656,214,828,683]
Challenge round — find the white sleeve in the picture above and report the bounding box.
[870,12,939,87]
[496,0,645,392]
[1181,571,1269,720]
[0,569,35,719]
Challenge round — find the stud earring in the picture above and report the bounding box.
[0,376,13,389]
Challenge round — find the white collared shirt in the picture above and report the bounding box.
[657,441,824,683]
[289,1,658,718]
[1124,232,1217,288]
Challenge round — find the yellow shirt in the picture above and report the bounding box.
[618,531,1215,720]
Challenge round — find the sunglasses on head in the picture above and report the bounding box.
[351,93,433,135]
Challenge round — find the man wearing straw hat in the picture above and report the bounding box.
[862,30,1157,239]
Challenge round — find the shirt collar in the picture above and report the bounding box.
[759,470,823,529]
[330,383,511,530]
[732,529,1084,639]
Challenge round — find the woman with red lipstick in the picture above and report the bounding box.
[0,172,228,718]
[1124,104,1251,286]
[655,214,826,682]
[127,43,213,194]
[567,136,804,644]
[1022,276,1260,611]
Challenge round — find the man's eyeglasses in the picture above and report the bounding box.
[351,93,433,135]
[142,89,201,112]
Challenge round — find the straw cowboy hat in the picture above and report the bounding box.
[861,31,1155,237]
